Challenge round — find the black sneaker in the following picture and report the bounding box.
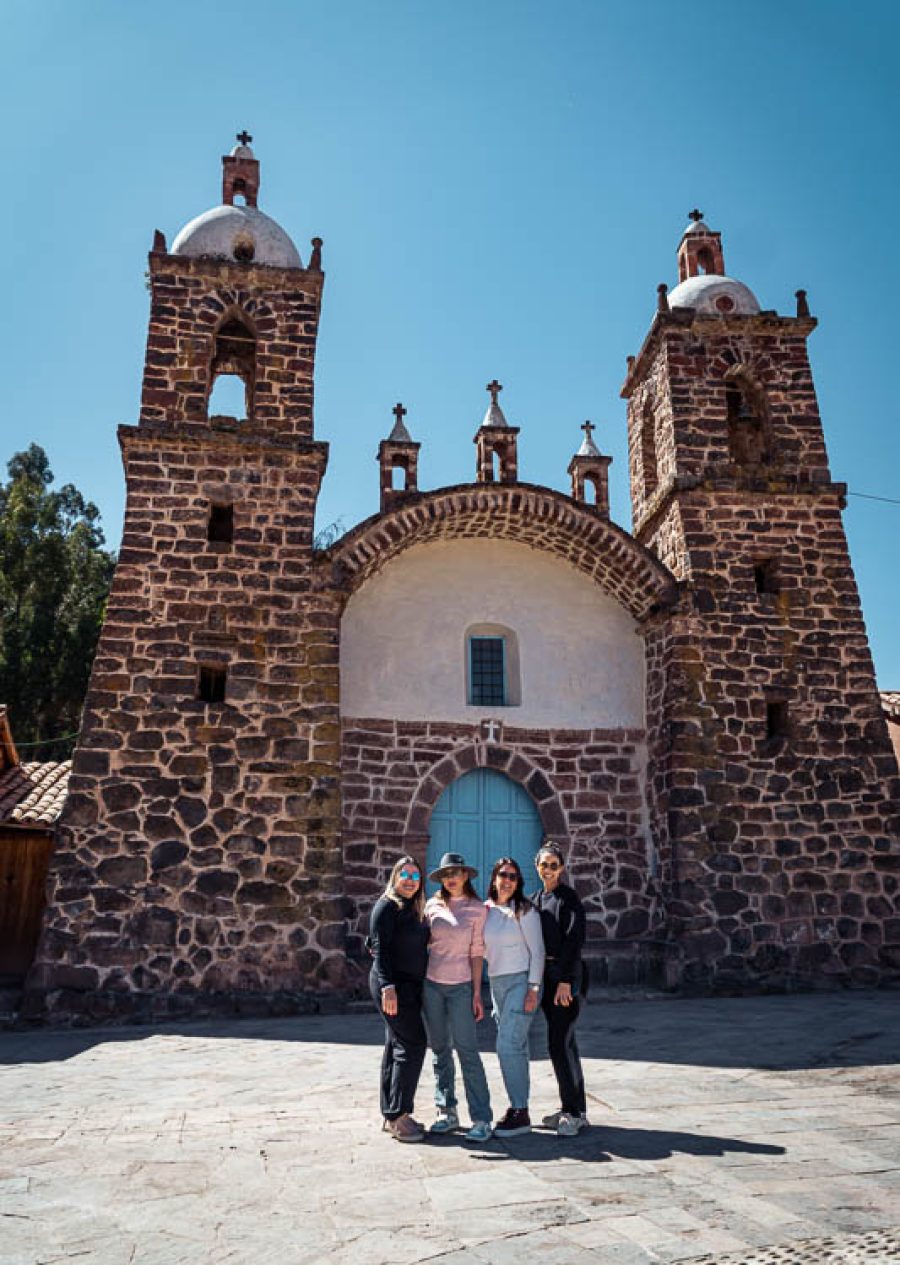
[493,1108,532,1137]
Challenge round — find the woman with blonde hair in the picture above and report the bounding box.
[369,855,429,1142]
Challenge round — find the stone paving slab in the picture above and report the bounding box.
[1,992,899,1264]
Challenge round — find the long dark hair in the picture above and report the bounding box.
[488,857,531,917]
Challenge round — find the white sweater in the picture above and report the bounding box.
[483,901,546,986]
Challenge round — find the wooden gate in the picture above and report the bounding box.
[0,828,53,980]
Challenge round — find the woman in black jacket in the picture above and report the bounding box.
[531,840,589,1137]
[369,855,429,1142]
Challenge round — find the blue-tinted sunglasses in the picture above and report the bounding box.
[398,869,421,882]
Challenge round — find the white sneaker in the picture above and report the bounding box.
[557,1112,588,1137]
[464,1120,493,1142]
[429,1109,460,1135]
[542,1109,564,1129]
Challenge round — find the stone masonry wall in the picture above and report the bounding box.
[341,717,662,966]
[625,314,900,991]
[140,252,323,443]
[24,426,345,1023]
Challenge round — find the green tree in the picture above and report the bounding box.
[0,444,116,760]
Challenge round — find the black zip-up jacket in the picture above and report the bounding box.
[530,882,586,988]
[369,894,428,991]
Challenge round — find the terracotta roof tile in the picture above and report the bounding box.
[0,760,71,827]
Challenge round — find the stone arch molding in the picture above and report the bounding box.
[329,483,677,621]
[404,741,568,840]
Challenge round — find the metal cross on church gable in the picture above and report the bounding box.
[236,130,253,146]
[393,402,407,424]
[486,380,503,406]
[581,420,595,441]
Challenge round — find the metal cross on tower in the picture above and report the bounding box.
[236,130,253,146]
[581,420,595,442]
[486,380,503,406]
[392,402,407,425]
[688,208,704,223]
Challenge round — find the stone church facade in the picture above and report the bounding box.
[23,142,899,1023]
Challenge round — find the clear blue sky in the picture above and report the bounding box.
[2,0,898,685]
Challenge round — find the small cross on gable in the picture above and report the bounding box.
[236,130,253,147]
[689,208,704,223]
[486,380,503,406]
[392,402,407,424]
[581,420,595,441]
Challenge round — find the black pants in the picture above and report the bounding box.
[370,969,427,1120]
[541,974,586,1116]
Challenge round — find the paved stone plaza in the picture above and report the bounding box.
[2,991,899,1264]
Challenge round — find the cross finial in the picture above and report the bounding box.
[236,130,253,146]
[581,420,595,441]
[486,379,503,405]
[688,208,704,223]
[392,402,407,424]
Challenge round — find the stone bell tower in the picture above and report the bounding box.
[622,211,900,991]
[25,137,346,1022]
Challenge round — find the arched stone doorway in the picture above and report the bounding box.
[426,768,543,897]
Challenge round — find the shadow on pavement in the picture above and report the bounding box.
[435,1123,785,1164]
[2,990,898,1072]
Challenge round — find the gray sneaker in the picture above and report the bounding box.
[464,1120,493,1142]
[557,1112,588,1137]
[429,1109,460,1135]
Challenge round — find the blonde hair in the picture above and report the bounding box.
[382,855,425,917]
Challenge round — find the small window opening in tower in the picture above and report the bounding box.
[208,316,256,419]
[641,401,659,499]
[208,373,248,420]
[765,699,790,744]
[233,194,248,207]
[208,502,234,544]
[491,448,501,482]
[697,246,715,275]
[754,558,780,596]
[391,464,407,491]
[726,377,769,466]
[198,664,227,704]
[584,473,599,506]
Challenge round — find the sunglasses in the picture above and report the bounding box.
[538,860,562,871]
[496,870,519,881]
[398,869,421,882]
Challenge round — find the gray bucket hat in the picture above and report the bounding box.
[428,851,479,883]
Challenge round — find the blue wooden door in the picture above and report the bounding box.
[427,769,543,897]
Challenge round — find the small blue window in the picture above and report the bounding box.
[469,636,506,706]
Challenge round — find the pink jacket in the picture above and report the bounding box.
[425,895,487,985]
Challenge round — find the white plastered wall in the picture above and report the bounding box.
[340,538,644,727]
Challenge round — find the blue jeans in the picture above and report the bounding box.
[422,979,492,1124]
[490,971,539,1110]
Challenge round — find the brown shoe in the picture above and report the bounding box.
[385,1113,424,1143]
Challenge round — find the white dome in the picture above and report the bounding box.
[171,204,302,268]
[667,274,760,316]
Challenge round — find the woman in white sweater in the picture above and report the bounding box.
[483,857,546,1137]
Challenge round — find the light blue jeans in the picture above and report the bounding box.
[422,979,492,1124]
[490,971,539,1110]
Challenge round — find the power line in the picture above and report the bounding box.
[13,732,79,749]
[848,490,900,506]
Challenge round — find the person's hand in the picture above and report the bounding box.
[472,991,484,1021]
[524,988,539,1014]
[554,981,573,1007]
[381,985,398,1016]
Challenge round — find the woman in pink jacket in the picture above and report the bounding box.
[422,851,493,1142]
